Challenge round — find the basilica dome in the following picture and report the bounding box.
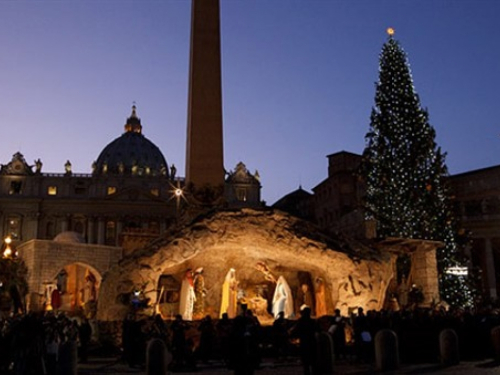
[93,106,168,177]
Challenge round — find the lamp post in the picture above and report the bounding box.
[3,236,13,258]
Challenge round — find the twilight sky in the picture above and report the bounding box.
[1,1,499,204]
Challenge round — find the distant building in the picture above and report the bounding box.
[0,106,261,313]
[449,166,500,301]
[312,151,365,238]
[224,162,261,209]
[272,186,314,221]
[0,107,178,248]
[274,150,500,301]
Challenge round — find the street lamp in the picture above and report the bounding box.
[3,236,13,258]
[169,180,187,219]
[175,188,183,198]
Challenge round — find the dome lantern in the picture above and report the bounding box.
[93,106,168,177]
[124,105,142,134]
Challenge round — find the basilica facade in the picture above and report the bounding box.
[0,105,261,314]
[0,107,178,248]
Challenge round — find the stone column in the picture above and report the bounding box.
[484,238,498,300]
[60,215,69,233]
[97,217,105,245]
[411,244,440,306]
[87,218,95,244]
[375,329,399,371]
[26,212,40,239]
[439,329,460,366]
[116,220,123,246]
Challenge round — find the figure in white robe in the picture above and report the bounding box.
[272,276,294,319]
[179,269,196,321]
[220,268,238,318]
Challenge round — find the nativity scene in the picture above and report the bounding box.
[97,208,441,327]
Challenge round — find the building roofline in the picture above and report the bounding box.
[326,150,361,158]
[450,164,500,179]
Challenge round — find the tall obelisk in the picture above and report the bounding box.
[185,0,224,195]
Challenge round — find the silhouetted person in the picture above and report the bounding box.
[151,314,169,343]
[45,329,59,375]
[197,315,215,363]
[122,314,136,367]
[290,306,319,375]
[216,313,232,365]
[328,309,346,360]
[78,318,92,363]
[353,307,372,363]
[228,315,260,375]
[272,311,289,359]
[244,309,262,367]
[12,313,45,375]
[170,314,188,370]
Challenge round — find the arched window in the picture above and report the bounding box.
[7,216,22,239]
[74,221,84,236]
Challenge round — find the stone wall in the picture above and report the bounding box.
[17,240,122,310]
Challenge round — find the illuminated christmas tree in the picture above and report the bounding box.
[360,29,475,307]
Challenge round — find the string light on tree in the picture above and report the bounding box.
[359,29,477,307]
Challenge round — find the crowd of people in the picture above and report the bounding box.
[121,304,500,373]
[1,304,500,374]
[0,311,92,374]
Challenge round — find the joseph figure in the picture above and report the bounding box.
[193,267,206,319]
[296,283,314,314]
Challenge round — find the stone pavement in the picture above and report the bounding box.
[78,357,500,375]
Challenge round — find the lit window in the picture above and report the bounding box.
[9,181,22,195]
[48,186,57,195]
[150,188,159,197]
[7,217,20,239]
[107,186,116,195]
[236,188,247,202]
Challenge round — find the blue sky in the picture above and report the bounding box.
[1,0,499,204]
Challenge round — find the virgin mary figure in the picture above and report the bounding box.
[220,268,238,318]
[272,276,294,319]
[179,269,196,321]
